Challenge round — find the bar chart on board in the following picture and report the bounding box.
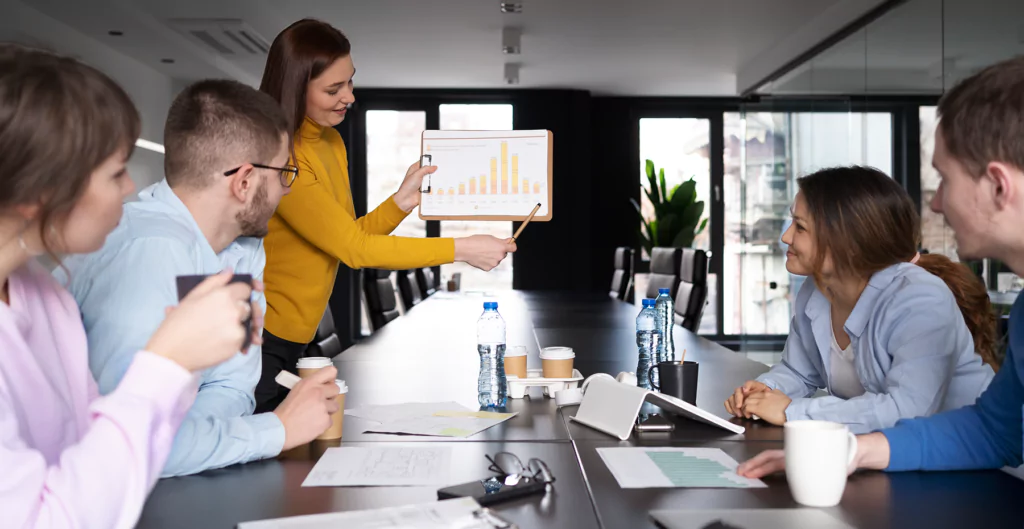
[419,129,552,221]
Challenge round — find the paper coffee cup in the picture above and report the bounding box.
[505,345,528,379]
[297,356,332,379]
[540,346,575,379]
[318,380,347,441]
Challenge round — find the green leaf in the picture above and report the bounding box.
[696,218,709,235]
[656,213,678,248]
[671,180,697,208]
[679,200,705,228]
[658,168,668,205]
[645,159,655,181]
[671,229,695,248]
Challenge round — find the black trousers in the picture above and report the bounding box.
[255,330,309,413]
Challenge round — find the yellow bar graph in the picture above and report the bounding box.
[523,178,529,194]
[458,183,466,195]
[480,175,486,195]
[500,142,509,194]
[511,154,519,194]
[490,158,498,194]
[469,179,477,195]
[448,187,455,196]
[533,183,540,194]
[438,189,444,196]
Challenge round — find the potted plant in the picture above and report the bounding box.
[631,159,708,256]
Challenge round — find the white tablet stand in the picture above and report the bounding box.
[569,377,745,440]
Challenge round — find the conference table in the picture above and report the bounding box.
[138,290,1024,528]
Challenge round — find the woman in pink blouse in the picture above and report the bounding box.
[0,46,268,528]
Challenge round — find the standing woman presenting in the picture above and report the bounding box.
[256,18,517,411]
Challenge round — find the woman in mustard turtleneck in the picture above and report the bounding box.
[255,18,516,411]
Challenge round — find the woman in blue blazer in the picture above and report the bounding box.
[725,166,998,433]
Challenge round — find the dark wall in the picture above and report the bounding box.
[511,90,599,291]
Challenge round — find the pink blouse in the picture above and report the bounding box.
[0,261,198,528]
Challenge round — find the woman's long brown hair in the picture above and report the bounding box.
[798,166,998,370]
[259,19,351,135]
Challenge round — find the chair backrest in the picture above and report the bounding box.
[396,270,423,311]
[609,247,634,301]
[305,305,342,358]
[362,269,400,331]
[416,267,438,298]
[674,248,709,332]
[645,247,681,299]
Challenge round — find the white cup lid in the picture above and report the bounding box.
[540,346,575,360]
[336,379,348,394]
[297,357,332,369]
[506,346,528,357]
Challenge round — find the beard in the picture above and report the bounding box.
[237,176,273,238]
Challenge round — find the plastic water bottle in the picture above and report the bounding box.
[636,299,661,390]
[655,288,675,363]
[477,301,507,408]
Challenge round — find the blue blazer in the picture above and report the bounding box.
[758,263,994,433]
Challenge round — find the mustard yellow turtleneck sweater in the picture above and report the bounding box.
[263,117,455,343]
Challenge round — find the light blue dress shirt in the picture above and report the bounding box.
[55,180,285,477]
[757,262,995,434]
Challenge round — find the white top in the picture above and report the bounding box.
[829,315,866,400]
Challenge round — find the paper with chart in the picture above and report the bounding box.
[597,447,766,489]
[237,497,516,529]
[419,130,552,221]
[301,446,452,487]
[349,401,518,438]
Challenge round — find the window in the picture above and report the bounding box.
[637,118,716,334]
[438,104,515,292]
[723,111,893,335]
[919,105,958,259]
[365,110,427,238]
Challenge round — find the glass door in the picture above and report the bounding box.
[637,117,716,334]
[722,109,894,339]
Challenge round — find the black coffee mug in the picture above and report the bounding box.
[647,361,698,405]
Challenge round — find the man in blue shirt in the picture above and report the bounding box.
[739,55,1024,478]
[57,80,338,477]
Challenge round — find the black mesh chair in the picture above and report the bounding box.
[305,305,342,358]
[416,267,438,298]
[609,247,634,301]
[362,269,400,331]
[674,248,709,332]
[645,247,681,299]
[396,269,423,311]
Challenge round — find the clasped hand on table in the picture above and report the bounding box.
[723,380,791,425]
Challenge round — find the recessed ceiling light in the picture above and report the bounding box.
[500,2,523,14]
[108,30,123,36]
[502,27,521,55]
[160,58,175,64]
[504,63,520,85]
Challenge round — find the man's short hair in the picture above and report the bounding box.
[164,79,290,189]
[938,55,1024,177]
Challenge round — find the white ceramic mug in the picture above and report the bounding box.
[784,420,857,507]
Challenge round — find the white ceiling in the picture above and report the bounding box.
[767,0,1024,94]
[19,0,889,96]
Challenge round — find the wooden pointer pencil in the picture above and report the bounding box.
[511,203,542,242]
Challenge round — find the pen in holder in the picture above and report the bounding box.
[420,154,432,194]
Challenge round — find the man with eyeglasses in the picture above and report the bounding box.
[57,80,338,477]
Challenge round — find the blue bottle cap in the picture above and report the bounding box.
[642,299,656,307]
[659,288,671,295]
[483,301,498,310]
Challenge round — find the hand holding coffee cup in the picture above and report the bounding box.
[296,357,347,441]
